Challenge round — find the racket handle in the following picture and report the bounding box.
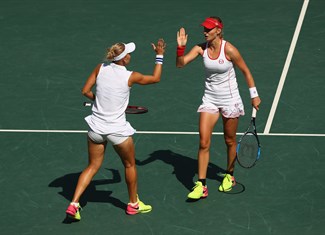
[252,107,257,118]
[84,102,92,107]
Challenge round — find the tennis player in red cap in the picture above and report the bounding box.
[176,17,261,198]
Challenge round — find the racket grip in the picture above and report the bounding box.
[83,102,92,107]
[252,107,257,118]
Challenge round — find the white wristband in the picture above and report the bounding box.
[155,55,163,64]
[249,87,259,98]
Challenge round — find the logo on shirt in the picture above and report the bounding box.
[218,59,224,64]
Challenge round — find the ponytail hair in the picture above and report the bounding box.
[105,43,125,61]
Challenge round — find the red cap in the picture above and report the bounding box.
[201,18,223,29]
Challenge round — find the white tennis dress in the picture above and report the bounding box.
[198,40,245,118]
[85,63,136,136]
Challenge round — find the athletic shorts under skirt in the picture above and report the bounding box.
[197,91,245,118]
[88,129,129,145]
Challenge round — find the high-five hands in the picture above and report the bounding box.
[151,38,166,55]
[177,28,188,46]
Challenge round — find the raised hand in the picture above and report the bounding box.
[151,38,166,55]
[177,27,188,46]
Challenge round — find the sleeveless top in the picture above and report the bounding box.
[85,63,135,135]
[200,40,245,117]
[202,39,238,100]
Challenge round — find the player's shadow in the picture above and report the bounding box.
[48,168,126,223]
[136,150,225,191]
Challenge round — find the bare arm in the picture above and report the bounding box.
[81,63,101,101]
[128,38,166,86]
[226,42,261,110]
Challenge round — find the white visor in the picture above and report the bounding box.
[113,42,136,61]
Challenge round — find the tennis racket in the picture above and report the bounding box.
[83,102,148,114]
[236,107,261,168]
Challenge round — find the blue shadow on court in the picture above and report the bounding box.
[48,168,126,223]
[136,150,225,191]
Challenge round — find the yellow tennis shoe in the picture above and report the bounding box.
[187,181,208,199]
[218,174,236,192]
[66,202,82,221]
[126,195,152,215]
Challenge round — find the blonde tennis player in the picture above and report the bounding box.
[66,38,166,220]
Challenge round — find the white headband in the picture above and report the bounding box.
[113,42,136,61]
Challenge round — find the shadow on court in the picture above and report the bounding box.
[136,150,226,191]
[48,168,126,223]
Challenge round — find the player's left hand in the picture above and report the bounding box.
[252,97,261,110]
[151,38,166,55]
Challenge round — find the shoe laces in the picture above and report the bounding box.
[192,181,203,190]
[218,173,234,179]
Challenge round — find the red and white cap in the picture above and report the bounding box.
[201,18,223,29]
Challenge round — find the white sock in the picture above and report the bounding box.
[129,201,138,207]
[71,202,79,207]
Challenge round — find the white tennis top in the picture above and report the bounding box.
[199,40,245,117]
[202,40,238,100]
[85,63,136,135]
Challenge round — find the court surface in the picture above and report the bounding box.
[1,0,325,234]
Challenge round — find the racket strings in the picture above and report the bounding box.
[237,133,259,168]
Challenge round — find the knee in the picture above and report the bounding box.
[199,139,211,151]
[85,164,101,175]
[224,136,236,147]
[123,160,136,169]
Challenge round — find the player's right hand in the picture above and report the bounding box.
[177,27,188,46]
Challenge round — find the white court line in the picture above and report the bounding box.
[263,0,310,134]
[0,129,88,133]
[0,129,324,137]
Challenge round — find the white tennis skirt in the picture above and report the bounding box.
[198,80,245,118]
